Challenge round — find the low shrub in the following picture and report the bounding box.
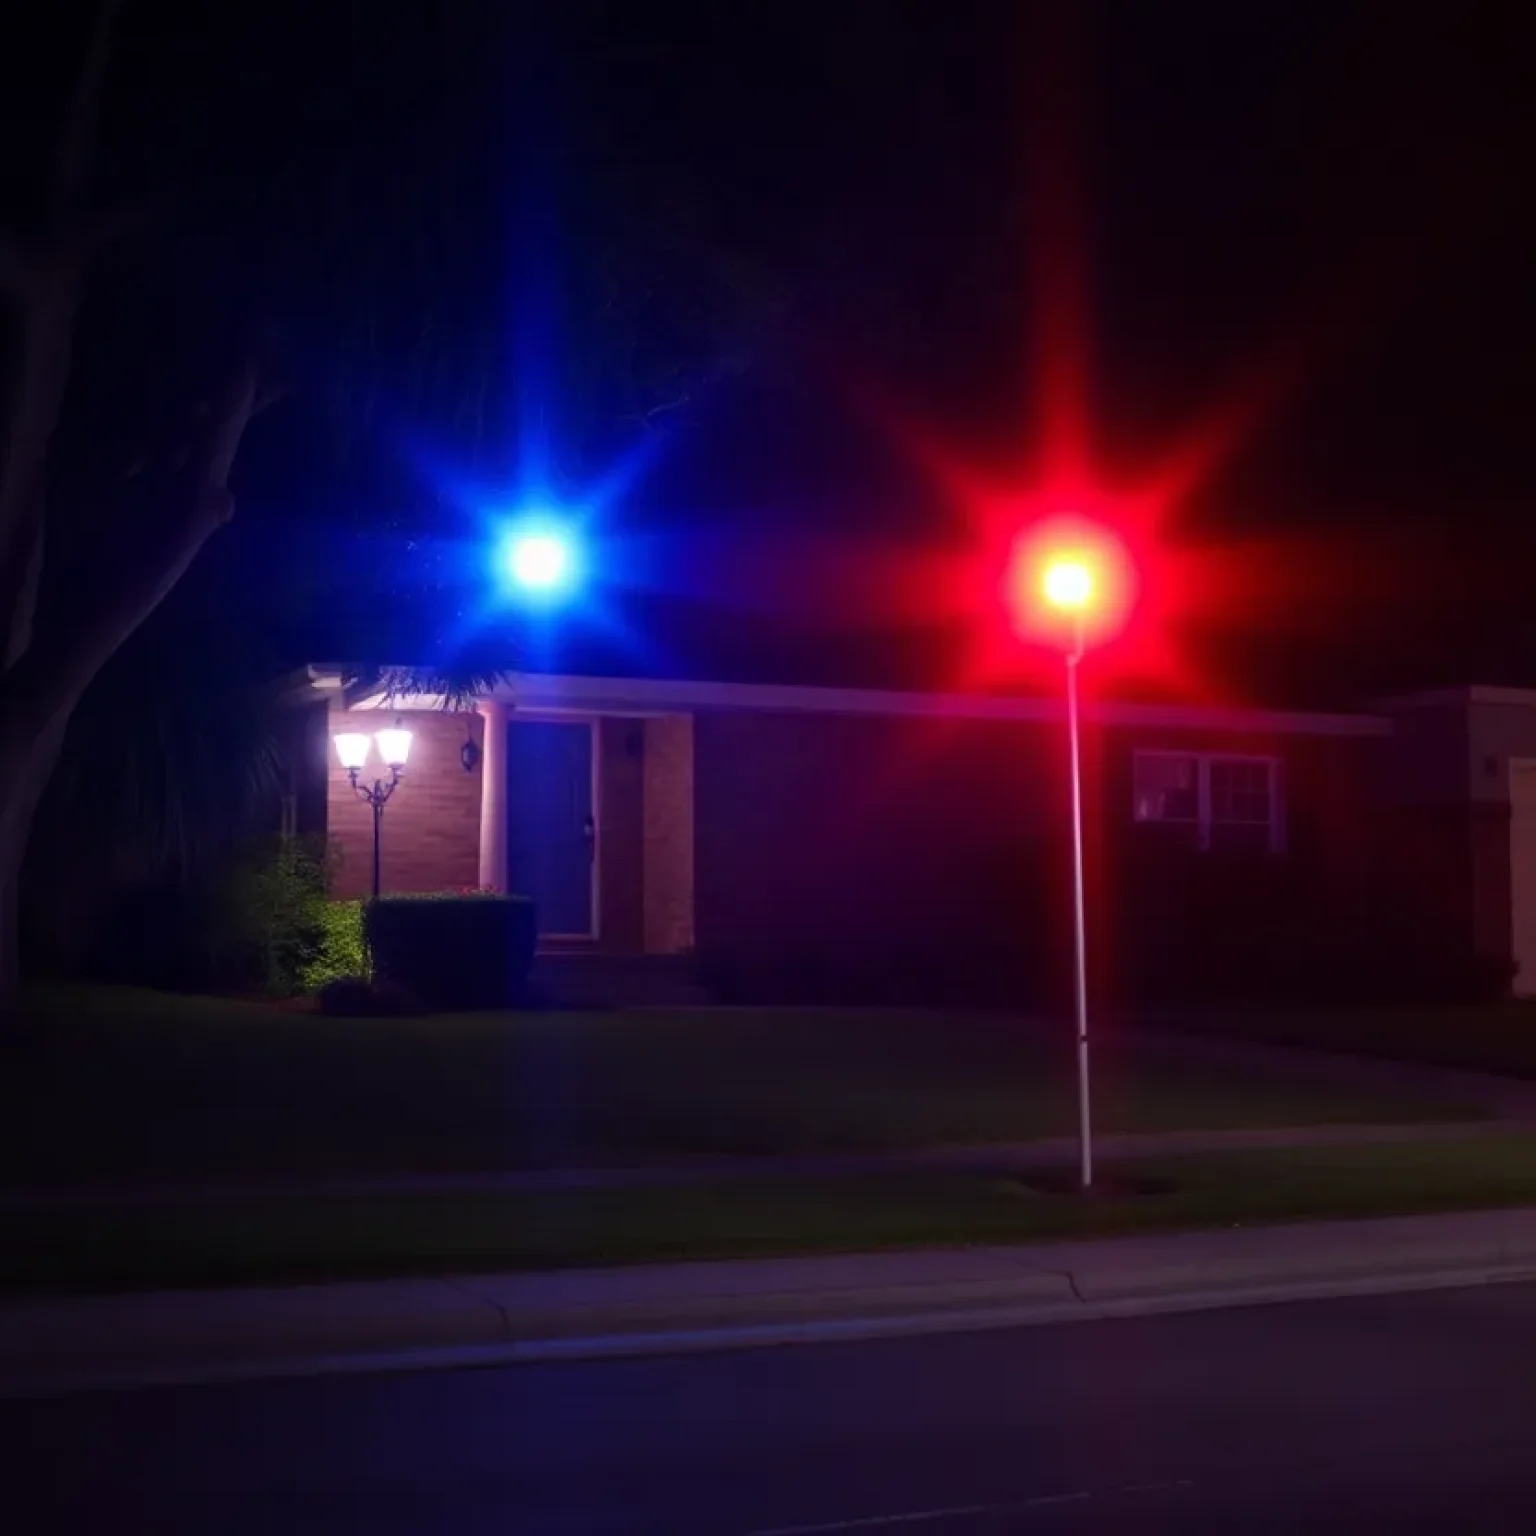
[209,837,331,996]
[364,891,537,1011]
[300,900,368,992]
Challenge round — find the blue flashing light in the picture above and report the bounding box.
[497,518,580,599]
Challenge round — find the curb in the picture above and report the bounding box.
[6,1260,1536,1400]
[9,1208,1536,1398]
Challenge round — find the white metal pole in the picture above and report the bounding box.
[1065,623,1092,1190]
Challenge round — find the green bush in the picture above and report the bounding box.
[300,900,368,992]
[364,891,537,1010]
[211,837,332,996]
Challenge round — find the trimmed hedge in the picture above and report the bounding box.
[363,892,537,1011]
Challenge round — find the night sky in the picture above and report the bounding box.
[8,1,1536,704]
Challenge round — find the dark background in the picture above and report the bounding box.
[7,0,1536,705]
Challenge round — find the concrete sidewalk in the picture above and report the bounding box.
[0,1118,1515,1208]
[8,1205,1536,1398]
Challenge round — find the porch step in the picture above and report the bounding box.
[528,951,710,1010]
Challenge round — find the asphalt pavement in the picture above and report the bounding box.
[10,1282,1536,1532]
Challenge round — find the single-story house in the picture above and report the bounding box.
[280,665,1536,1003]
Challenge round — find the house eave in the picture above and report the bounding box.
[305,662,1391,737]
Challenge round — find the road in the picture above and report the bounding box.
[9,1283,1536,1532]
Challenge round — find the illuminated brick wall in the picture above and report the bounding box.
[325,709,484,899]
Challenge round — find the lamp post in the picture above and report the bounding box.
[333,722,414,899]
[1041,556,1096,1191]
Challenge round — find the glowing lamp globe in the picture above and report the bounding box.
[505,529,574,592]
[333,732,371,771]
[1042,557,1094,612]
[374,724,413,771]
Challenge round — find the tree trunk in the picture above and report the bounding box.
[0,712,69,1031]
[0,0,271,1037]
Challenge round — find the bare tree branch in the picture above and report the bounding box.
[0,300,82,659]
[49,0,126,223]
[0,239,29,301]
[4,502,46,668]
[1,356,271,753]
[0,0,127,664]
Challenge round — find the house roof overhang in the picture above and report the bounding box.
[290,663,1392,738]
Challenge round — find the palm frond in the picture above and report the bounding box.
[358,665,511,714]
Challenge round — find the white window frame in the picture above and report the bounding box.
[1133,749,1284,854]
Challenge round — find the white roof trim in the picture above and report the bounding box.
[1376,685,1536,712]
[1465,685,1536,708]
[306,663,1389,738]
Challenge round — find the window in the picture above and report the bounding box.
[1133,752,1199,826]
[1133,751,1282,853]
[1208,757,1277,852]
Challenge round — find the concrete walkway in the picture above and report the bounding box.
[0,1117,1521,1209]
[8,1204,1536,1397]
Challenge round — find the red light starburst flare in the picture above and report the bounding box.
[1006,516,1136,651]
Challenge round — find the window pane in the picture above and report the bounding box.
[1210,759,1273,825]
[1134,753,1199,822]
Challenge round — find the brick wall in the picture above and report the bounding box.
[326,709,484,898]
[643,714,695,953]
[1472,802,1514,976]
[1372,694,1518,996]
[692,709,1384,1005]
[1371,801,1514,996]
[693,710,1075,1003]
[317,697,1388,992]
[1099,725,1383,1001]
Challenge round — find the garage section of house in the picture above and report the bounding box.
[290,669,1536,1004]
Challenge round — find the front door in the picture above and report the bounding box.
[505,719,595,937]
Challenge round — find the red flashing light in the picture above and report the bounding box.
[1042,556,1094,612]
[1007,516,1136,651]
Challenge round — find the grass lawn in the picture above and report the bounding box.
[1160,1001,1536,1077]
[8,1135,1536,1295]
[0,984,1482,1188]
